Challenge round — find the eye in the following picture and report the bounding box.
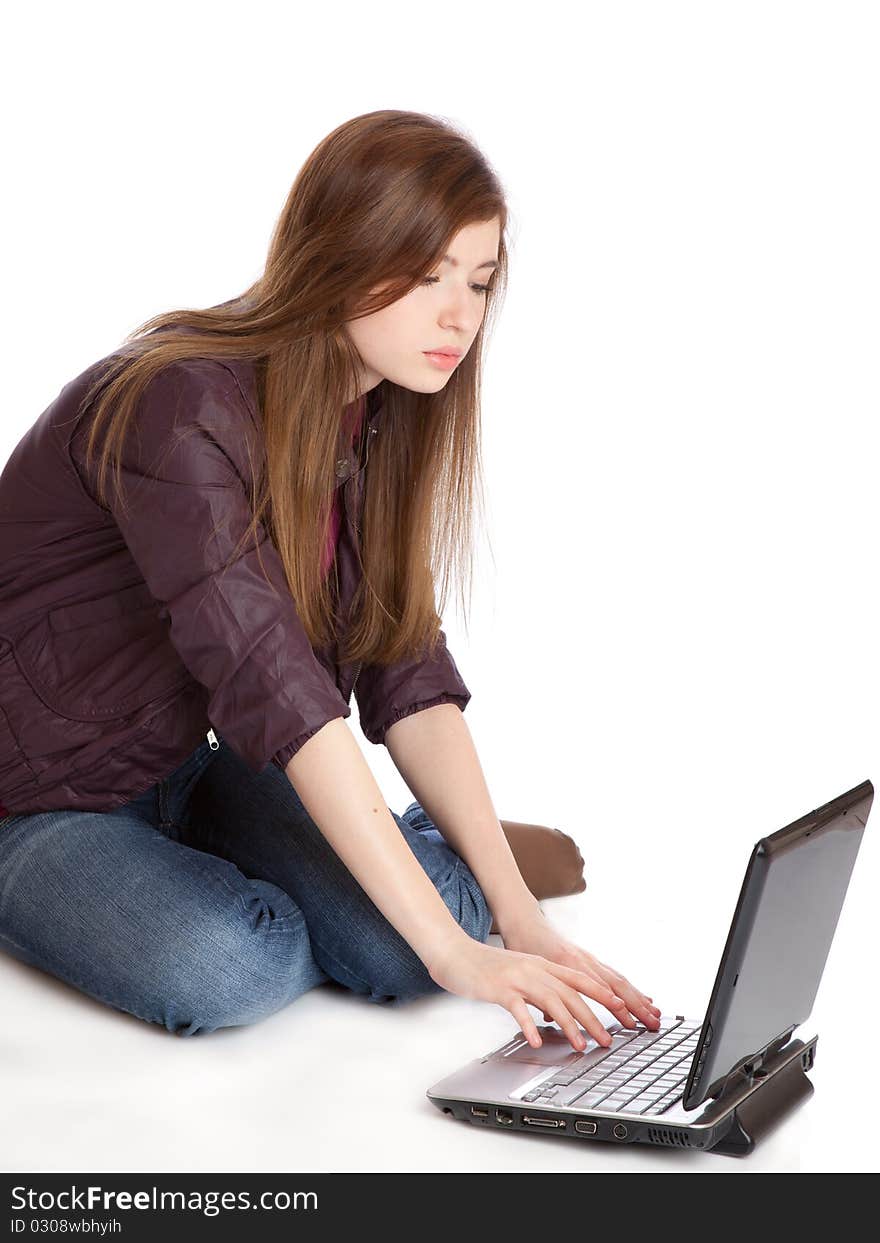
[420,276,492,296]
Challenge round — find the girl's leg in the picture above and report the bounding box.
[0,746,329,1037]
[182,736,494,1005]
[400,805,587,936]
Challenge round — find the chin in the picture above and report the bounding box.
[394,374,451,394]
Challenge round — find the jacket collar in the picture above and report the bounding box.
[152,339,386,482]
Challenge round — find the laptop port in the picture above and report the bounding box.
[495,1108,514,1126]
[522,1115,565,1129]
[470,1105,489,1118]
[613,1124,628,1139]
[575,1120,598,1136]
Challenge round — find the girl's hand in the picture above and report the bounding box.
[499,906,662,1039]
[427,932,658,1054]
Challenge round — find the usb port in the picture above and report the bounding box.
[470,1105,489,1118]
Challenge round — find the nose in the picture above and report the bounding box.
[437,287,482,336]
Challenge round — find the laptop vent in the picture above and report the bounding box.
[647,1127,691,1148]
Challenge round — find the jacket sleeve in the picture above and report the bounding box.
[354,626,472,746]
[70,357,352,773]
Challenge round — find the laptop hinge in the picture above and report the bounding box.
[715,1025,797,1100]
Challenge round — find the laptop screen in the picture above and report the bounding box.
[683,779,872,1110]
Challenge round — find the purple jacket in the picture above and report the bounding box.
[0,340,471,816]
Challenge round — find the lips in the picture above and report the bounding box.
[424,349,462,358]
[423,350,461,371]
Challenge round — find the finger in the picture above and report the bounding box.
[598,969,663,1027]
[534,987,592,1051]
[509,997,543,1048]
[546,961,660,1032]
[576,976,640,1027]
[616,982,662,1025]
[616,995,658,1027]
[557,963,651,1030]
[556,979,641,1048]
[551,964,629,1018]
[607,998,640,1028]
[537,984,610,1050]
[623,982,661,1016]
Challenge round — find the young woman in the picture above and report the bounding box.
[0,109,661,1048]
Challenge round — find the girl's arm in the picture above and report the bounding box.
[380,706,662,1039]
[284,716,475,972]
[382,703,541,938]
[286,712,643,1052]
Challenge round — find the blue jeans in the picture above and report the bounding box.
[0,733,493,1036]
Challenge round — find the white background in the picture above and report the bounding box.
[1,0,877,1175]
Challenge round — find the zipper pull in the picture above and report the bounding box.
[206,728,220,751]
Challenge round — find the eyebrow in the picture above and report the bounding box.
[442,253,499,272]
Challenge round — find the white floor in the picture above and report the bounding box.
[1,888,868,1175]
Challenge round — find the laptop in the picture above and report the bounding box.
[427,779,872,1156]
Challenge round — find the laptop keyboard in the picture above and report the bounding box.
[519,1017,702,1116]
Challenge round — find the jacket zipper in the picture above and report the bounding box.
[206,727,220,750]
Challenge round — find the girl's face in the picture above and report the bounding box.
[344,218,501,399]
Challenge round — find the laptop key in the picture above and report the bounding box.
[614,1094,645,1111]
[571,1089,611,1109]
[547,1070,585,1086]
[626,1095,662,1113]
[571,1075,607,1091]
[598,1095,631,1110]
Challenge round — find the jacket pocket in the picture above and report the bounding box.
[47,581,157,634]
[8,585,192,720]
[0,639,189,805]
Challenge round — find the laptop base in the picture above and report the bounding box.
[707,1034,817,1156]
[427,1034,818,1157]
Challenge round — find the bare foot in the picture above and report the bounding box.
[489,820,586,935]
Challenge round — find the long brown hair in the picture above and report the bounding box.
[76,109,509,667]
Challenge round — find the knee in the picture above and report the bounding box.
[154,894,315,1036]
[361,860,493,1006]
[449,857,494,946]
[399,805,492,946]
